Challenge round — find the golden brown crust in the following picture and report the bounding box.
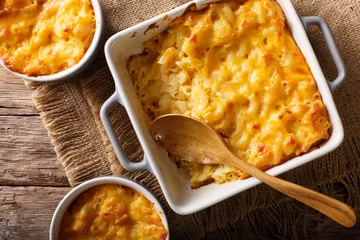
[0,0,95,76]
[59,184,168,240]
[127,0,331,188]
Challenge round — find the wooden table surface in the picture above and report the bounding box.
[0,68,359,239]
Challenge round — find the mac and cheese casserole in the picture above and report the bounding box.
[59,184,168,240]
[0,0,95,76]
[127,0,331,188]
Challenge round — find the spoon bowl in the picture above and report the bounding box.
[150,114,225,165]
[150,114,356,228]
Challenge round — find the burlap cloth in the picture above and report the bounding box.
[24,0,360,239]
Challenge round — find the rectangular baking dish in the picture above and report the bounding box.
[101,0,346,215]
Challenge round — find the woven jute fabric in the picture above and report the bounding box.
[24,0,360,239]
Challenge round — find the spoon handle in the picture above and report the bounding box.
[227,154,356,228]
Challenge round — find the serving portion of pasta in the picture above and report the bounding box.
[127,0,331,188]
[59,184,168,240]
[0,0,95,76]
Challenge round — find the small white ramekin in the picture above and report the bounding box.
[0,0,104,82]
[49,176,169,240]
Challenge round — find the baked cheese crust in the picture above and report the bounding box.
[60,184,168,240]
[0,0,95,76]
[127,0,331,188]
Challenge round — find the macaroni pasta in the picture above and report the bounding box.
[0,0,95,76]
[127,0,331,188]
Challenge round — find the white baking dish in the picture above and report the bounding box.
[101,0,346,215]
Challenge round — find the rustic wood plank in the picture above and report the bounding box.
[0,186,71,240]
[0,115,69,186]
[0,68,38,115]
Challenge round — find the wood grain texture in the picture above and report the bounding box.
[0,69,37,116]
[0,186,71,240]
[0,115,69,186]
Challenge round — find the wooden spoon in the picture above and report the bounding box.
[150,114,356,228]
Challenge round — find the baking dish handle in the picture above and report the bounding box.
[100,92,150,172]
[301,16,346,92]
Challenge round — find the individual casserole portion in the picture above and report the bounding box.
[0,0,95,76]
[59,184,168,240]
[127,0,331,189]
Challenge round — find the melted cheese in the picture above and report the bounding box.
[59,184,168,240]
[0,0,95,76]
[127,0,331,188]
